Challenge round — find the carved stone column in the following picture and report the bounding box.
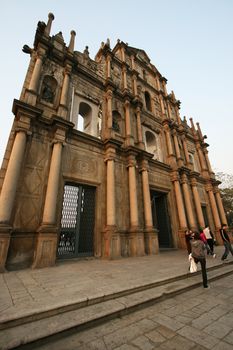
[163,122,176,167]
[106,89,113,129]
[181,135,190,167]
[127,154,144,256]
[32,127,66,268]
[172,172,187,230]
[106,54,112,79]
[122,64,127,91]
[214,188,228,225]
[0,129,28,271]
[180,173,196,230]
[159,94,166,118]
[25,49,45,105]
[132,72,138,96]
[203,148,213,174]
[135,106,144,149]
[58,65,72,118]
[163,124,173,156]
[206,184,221,230]
[124,99,134,146]
[140,159,158,254]
[102,146,120,258]
[196,143,208,173]
[190,178,205,229]
[172,130,183,167]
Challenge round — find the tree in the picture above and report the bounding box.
[216,172,233,228]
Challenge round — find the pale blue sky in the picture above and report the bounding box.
[0,0,232,174]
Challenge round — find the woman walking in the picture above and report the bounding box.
[191,231,209,288]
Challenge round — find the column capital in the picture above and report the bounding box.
[105,89,113,100]
[180,173,188,184]
[205,183,213,192]
[139,159,149,172]
[171,171,179,182]
[127,154,136,168]
[64,64,72,76]
[124,99,130,107]
[104,146,116,162]
[190,177,198,187]
[171,129,177,136]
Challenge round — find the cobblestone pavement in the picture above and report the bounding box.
[31,273,233,350]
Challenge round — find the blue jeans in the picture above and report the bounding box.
[221,241,233,260]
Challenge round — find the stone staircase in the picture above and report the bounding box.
[1,262,233,350]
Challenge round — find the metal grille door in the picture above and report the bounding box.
[57,184,95,259]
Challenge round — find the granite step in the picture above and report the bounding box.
[1,262,233,350]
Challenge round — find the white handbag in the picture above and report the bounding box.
[189,256,197,273]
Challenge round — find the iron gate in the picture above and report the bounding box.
[57,184,96,259]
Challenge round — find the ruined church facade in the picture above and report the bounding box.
[0,14,227,271]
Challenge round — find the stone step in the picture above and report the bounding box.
[1,262,233,350]
[0,259,229,330]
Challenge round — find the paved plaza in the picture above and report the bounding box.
[31,273,233,350]
[1,246,233,349]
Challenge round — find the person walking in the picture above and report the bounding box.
[220,224,233,261]
[185,229,193,254]
[191,231,209,288]
[203,226,216,258]
[199,229,212,256]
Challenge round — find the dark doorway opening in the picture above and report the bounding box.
[57,184,96,259]
[201,205,209,228]
[151,190,173,249]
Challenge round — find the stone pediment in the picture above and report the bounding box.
[128,46,151,66]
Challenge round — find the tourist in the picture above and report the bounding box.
[200,229,212,255]
[203,225,216,258]
[185,229,193,254]
[191,231,209,288]
[219,224,233,261]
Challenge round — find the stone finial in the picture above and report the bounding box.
[106,38,110,47]
[68,30,76,53]
[189,117,195,130]
[45,12,55,36]
[196,122,203,139]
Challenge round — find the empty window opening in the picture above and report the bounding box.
[145,91,152,112]
[145,130,157,159]
[77,102,92,134]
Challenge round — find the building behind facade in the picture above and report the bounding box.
[0,14,227,271]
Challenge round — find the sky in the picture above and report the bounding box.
[0,0,232,175]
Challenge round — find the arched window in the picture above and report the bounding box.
[41,75,57,104]
[77,102,92,134]
[145,130,157,159]
[145,91,152,112]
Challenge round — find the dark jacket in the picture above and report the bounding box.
[220,228,230,242]
[191,239,206,259]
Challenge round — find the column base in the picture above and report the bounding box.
[57,105,68,119]
[0,225,11,273]
[144,227,159,255]
[24,89,37,106]
[125,135,135,147]
[32,225,58,269]
[177,229,188,249]
[128,228,145,257]
[102,226,121,259]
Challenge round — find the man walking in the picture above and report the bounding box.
[220,224,233,261]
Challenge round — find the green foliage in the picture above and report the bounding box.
[216,172,233,227]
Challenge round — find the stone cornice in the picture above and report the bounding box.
[12,99,42,119]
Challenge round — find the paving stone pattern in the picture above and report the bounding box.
[25,273,233,350]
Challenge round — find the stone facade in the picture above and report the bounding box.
[0,14,227,271]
